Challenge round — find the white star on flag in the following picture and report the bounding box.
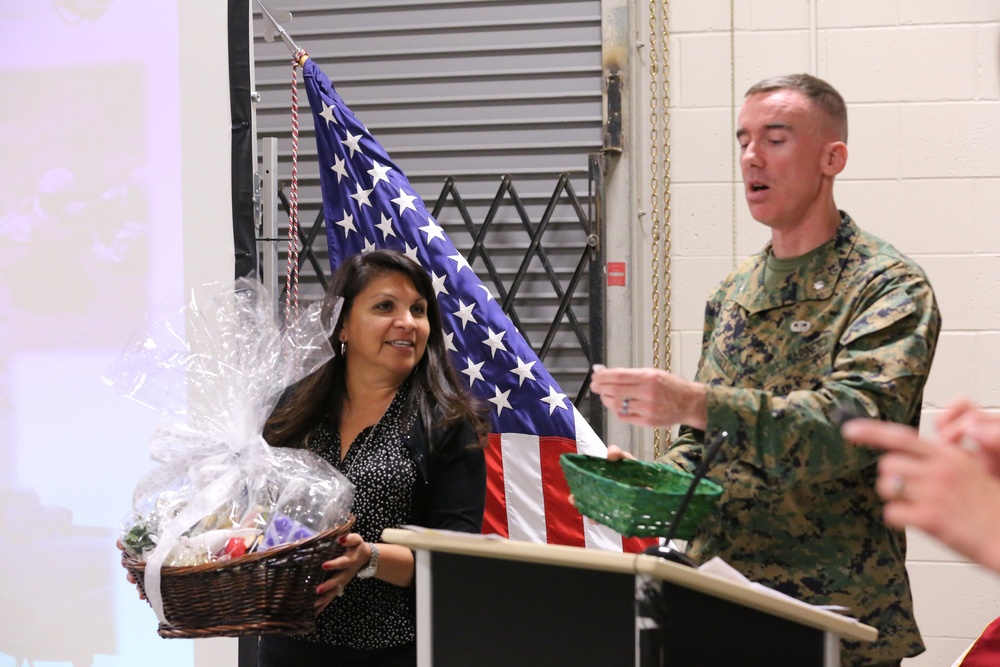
[420,218,446,244]
[341,131,363,159]
[331,155,348,183]
[488,385,513,416]
[431,271,449,297]
[511,357,537,386]
[461,357,486,387]
[392,188,418,216]
[541,385,569,415]
[375,213,396,240]
[452,300,477,330]
[350,184,373,208]
[443,331,457,352]
[334,210,356,238]
[449,252,472,274]
[403,243,420,263]
[368,161,391,187]
[482,328,507,359]
[319,101,338,126]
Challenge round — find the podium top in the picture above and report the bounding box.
[383,527,878,643]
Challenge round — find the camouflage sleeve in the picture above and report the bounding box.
[689,266,939,487]
[660,426,703,473]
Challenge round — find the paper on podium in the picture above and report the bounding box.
[697,557,856,621]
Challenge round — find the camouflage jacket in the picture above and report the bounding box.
[663,213,940,665]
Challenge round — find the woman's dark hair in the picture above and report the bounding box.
[263,249,488,450]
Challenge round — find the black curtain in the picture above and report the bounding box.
[230,0,257,280]
[234,6,264,661]
[230,6,261,663]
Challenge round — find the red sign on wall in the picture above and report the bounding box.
[607,261,626,287]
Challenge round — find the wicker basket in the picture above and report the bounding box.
[119,514,355,638]
[561,454,722,539]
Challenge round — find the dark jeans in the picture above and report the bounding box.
[257,635,416,667]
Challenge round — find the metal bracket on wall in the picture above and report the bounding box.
[603,72,624,155]
[257,137,280,309]
[252,170,262,233]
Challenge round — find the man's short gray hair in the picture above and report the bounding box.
[745,73,848,142]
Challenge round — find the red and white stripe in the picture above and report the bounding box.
[483,407,655,553]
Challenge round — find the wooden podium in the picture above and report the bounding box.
[383,527,877,667]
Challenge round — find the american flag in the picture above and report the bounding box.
[302,57,646,551]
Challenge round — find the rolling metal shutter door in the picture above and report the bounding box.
[252,0,602,400]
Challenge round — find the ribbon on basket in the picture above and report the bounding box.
[142,464,246,622]
[105,278,351,626]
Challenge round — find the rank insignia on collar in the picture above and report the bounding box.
[791,320,812,333]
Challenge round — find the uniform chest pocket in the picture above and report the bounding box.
[705,329,834,390]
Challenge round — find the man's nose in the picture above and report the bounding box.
[741,142,762,168]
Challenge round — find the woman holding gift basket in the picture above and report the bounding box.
[259,249,489,667]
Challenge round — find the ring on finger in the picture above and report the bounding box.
[960,437,982,455]
[888,474,905,501]
[621,397,630,416]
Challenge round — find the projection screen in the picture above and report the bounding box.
[1,1,237,664]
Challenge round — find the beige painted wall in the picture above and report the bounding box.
[623,2,1000,665]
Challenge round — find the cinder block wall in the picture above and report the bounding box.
[631,2,1000,664]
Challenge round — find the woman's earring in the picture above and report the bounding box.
[340,340,346,357]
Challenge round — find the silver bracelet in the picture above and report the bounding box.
[357,543,380,579]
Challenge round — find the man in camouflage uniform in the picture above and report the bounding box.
[592,73,940,666]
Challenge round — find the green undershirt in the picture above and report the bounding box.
[763,244,824,292]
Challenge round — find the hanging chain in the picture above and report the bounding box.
[660,0,673,420]
[730,0,738,268]
[650,0,673,459]
[285,49,308,326]
[648,0,662,439]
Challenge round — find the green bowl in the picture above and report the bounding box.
[560,453,723,539]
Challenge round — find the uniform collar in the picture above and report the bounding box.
[735,212,859,314]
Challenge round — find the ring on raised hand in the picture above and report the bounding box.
[889,475,905,501]
[621,397,630,416]
[960,437,982,455]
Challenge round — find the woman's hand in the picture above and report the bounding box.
[314,532,374,613]
[117,540,146,600]
[843,418,1000,573]
[569,445,636,508]
[606,444,636,462]
[935,397,1000,479]
[125,570,146,600]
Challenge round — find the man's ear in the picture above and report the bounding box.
[823,141,848,176]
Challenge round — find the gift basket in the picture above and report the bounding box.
[560,453,722,540]
[107,278,355,638]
